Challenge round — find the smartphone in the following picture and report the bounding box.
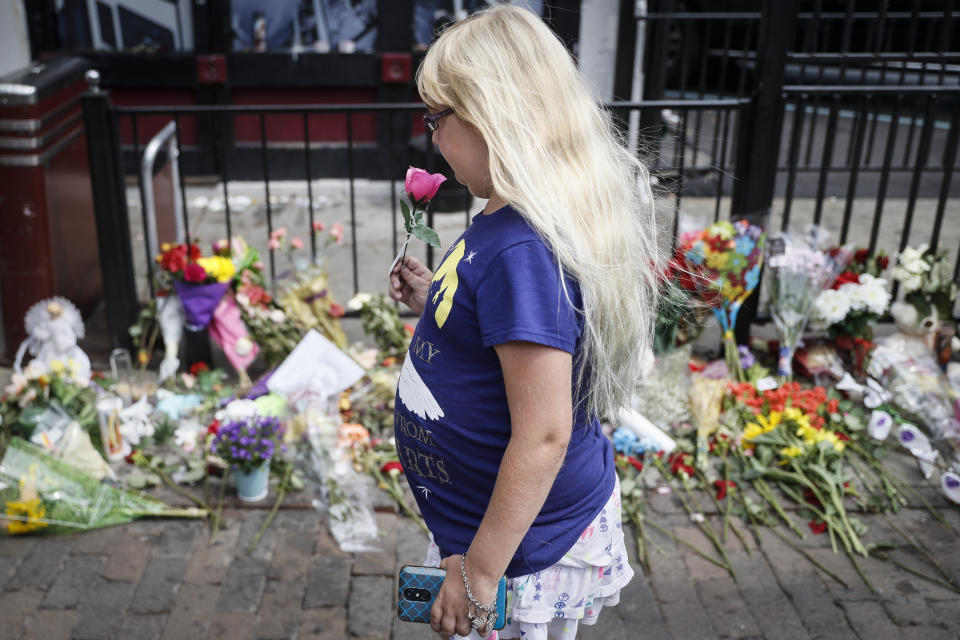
[397,565,507,630]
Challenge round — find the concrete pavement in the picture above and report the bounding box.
[1,444,959,639]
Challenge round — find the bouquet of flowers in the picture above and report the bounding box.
[766,234,851,380]
[208,415,285,474]
[891,244,957,321]
[270,225,349,350]
[812,250,891,377]
[347,293,414,357]
[680,219,766,381]
[654,252,707,355]
[1,438,206,535]
[156,241,234,329]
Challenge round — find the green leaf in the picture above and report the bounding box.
[411,223,441,248]
[400,200,412,233]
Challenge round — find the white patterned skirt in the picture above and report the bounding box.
[423,475,634,640]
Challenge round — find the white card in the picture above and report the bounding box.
[388,237,410,277]
[267,329,365,410]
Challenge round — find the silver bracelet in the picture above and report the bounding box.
[460,552,497,633]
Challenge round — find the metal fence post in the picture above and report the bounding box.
[730,0,798,345]
[81,70,139,351]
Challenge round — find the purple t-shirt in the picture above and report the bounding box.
[394,205,615,577]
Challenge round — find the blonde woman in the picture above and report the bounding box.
[389,5,661,639]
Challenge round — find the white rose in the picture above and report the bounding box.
[892,266,923,292]
[348,292,372,311]
[898,245,930,274]
[235,337,253,357]
[859,278,891,316]
[838,281,866,312]
[269,309,286,324]
[814,289,851,325]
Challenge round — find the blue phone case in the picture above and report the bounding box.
[397,565,507,630]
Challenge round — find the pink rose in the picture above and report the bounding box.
[270,227,287,241]
[267,238,281,251]
[405,166,446,204]
[184,262,207,283]
[312,221,326,232]
[290,237,304,249]
[331,222,344,245]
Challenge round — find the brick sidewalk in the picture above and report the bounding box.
[2,446,959,640]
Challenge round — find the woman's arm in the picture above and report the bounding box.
[389,256,433,316]
[430,340,573,638]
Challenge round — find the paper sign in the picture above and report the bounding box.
[268,329,366,410]
[388,237,410,277]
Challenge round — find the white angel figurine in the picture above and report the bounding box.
[14,297,91,384]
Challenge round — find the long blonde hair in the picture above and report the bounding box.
[418,4,661,420]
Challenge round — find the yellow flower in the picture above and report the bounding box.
[195,256,236,283]
[743,423,763,441]
[49,359,65,375]
[780,446,804,458]
[706,252,730,271]
[745,411,781,442]
[5,498,47,534]
[782,407,808,426]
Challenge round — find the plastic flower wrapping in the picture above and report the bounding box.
[1,438,205,535]
[766,233,851,379]
[680,219,766,380]
[869,337,960,455]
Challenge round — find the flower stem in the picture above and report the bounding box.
[879,513,956,585]
[735,489,765,546]
[645,518,731,572]
[846,547,877,595]
[872,551,960,595]
[658,459,736,580]
[210,473,227,544]
[769,527,849,588]
[627,509,652,575]
[753,478,805,538]
[249,465,291,554]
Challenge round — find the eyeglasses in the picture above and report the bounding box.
[423,108,454,132]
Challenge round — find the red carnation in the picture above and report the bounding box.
[207,419,220,435]
[381,461,403,476]
[189,361,209,376]
[854,248,869,265]
[713,479,737,500]
[876,255,889,270]
[184,262,207,283]
[808,520,828,535]
[831,271,860,289]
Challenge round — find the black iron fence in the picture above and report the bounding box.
[81,2,960,350]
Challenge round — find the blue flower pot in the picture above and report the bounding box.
[234,461,270,503]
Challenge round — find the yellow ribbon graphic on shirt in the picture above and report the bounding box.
[431,239,465,328]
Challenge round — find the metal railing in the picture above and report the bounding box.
[82,91,747,348]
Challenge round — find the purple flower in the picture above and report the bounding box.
[738,345,756,370]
